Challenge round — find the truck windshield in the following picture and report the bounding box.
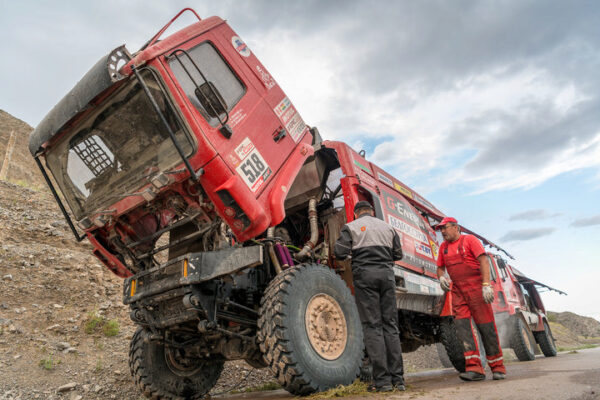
[45,69,193,220]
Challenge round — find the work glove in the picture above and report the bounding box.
[439,276,450,292]
[483,285,494,303]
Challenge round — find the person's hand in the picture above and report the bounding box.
[439,276,451,292]
[483,285,494,303]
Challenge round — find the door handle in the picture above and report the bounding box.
[273,128,287,142]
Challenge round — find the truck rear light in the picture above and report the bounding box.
[130,279,137,296]
[217,190,250,229]
[183,259,189,277]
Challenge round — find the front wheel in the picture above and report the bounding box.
[257,264,364,395]
[510,315,537,361]
[534,320,557,357]
[129,328,224,400]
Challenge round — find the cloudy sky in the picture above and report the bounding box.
[1,1,599,321]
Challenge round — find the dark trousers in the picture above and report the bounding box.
[353,267,404,387]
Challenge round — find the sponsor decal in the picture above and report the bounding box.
[402,252,438,274]
[414,241,433,258]
[236,147,272,193]
[234,137,255,161]
[394,182,413,199]
[228,108,246,128]
[274,97,306,142]
[274,97,291,118]
[414,192,435,211]
[285,113,307,142]
[388,214,428,243]
[428,238,439,260]
[378,172,393,186]
[255,65,276,90]
[353,159,371,173]
[357,170,378,188]
[231,36,251,57]
[383,191,427,230]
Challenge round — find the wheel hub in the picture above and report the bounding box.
[305,293,347,360]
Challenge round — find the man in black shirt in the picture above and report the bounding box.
[334,201,404,392]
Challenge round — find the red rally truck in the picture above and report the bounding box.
[28,9,561,399]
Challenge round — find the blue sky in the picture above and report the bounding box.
[1,0,599,320]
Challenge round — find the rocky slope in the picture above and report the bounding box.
[0,110,44,188]
[548,311,600,339]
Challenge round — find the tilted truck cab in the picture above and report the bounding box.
[30,9,551,399]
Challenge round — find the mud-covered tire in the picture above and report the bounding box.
[436,342,454,368]
[510,315,536,361]
[438,318,487,372]
[257,264,363,395]
[534,320,557,357]
[439,318,466,372]
[129,327,224,399]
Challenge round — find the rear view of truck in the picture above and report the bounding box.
[29,9,491,399]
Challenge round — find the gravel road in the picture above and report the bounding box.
[214,347,600,400]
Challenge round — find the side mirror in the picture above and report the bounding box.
[195,81,227,119]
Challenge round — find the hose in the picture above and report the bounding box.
[296,197,318,259]
[266,227,282,274]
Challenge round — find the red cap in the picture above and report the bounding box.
[435,217,458,230]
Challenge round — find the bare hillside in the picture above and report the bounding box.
[0,110,44,188]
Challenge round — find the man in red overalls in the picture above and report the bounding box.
[436,217,506,381]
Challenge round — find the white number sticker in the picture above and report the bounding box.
[236,148,272,193]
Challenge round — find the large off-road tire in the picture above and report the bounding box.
[129,327,224,400]
[439,318,487,372]
[534,320,557,357]
[257,264,363,395]
[510,315,537,361]
[439,318,466,372]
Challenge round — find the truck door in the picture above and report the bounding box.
[164,27,305,198]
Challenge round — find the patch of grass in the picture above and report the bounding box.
[102,319,119,337]
[94,357,103,373]
[39,354,60,370]
[558,343,598,352]
[84,311,119,337]
[231,381,280,394]
[84,310,104,334]
[309,380,370,399]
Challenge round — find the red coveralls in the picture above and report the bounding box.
[438,235,506,375]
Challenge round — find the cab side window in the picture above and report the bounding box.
[496,257,509,280]
[487,256,497,281]
[169,42,245,127]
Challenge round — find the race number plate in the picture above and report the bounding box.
[236,146,272,193]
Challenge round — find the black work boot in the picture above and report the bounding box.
[458,371,486,381]
[492,372,506,380]
[393,378,406,391]
[367,384,393,392]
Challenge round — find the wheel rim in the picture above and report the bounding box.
[521,325,533,352]
[305,293,348,360]
[545,323,556,350]
[164,346,203,377]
